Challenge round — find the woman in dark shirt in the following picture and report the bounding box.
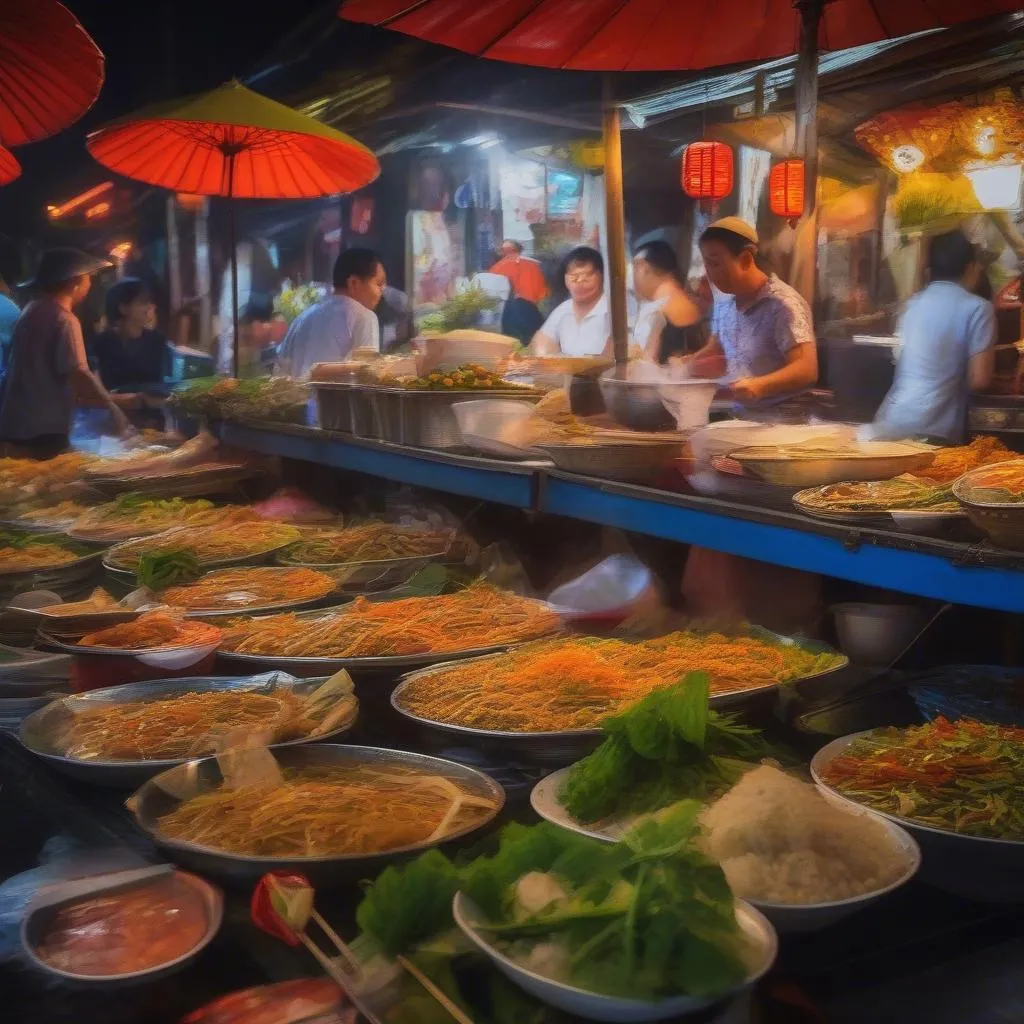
[632,240,706,363]
[89,278,169,426]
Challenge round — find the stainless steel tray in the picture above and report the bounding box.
[811,731,1024,902]
[85,464,253,499]
[312,381,379,437]
[391,655,603,767]
[0,548,106,604]
[103,547,286,583]
[19,673,358,787]
[128,744,505,884]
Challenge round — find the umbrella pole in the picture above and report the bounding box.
[603,74,629,364]
[228,151,239,378]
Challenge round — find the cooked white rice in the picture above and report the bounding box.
[699,765,910,905]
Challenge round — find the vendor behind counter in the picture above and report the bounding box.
[88,278,170,428]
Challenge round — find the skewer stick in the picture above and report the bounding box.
[298,932,354,990]
[397,954,476,1024]
[310,909,361,973]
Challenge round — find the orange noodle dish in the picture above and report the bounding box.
[34,874,209,977]
[218,581,560,659]
[106,521,301,570]
[0,533,84,573]
[158,566,337,611]
[912,435,1013,485]
[396,632,845,732]
[53,676,356,761]
[78,611,223,651]
[155,761,499,856]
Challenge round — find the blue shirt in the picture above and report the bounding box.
[0,293,19,360]
[274,295,379,378]
[870,281,995,443]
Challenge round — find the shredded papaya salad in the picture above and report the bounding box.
[820,716,1024,841]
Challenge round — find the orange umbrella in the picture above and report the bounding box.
[0,145,20,186]
[0,0,104,147]
[87,80,380,374]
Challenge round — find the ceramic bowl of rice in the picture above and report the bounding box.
[699,765,920,933]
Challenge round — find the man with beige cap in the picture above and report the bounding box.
[686,216,818,406]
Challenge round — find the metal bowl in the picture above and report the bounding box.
[453,891,776,1023]
[19,673,358,787]
[392,657,604,767]
[128,744,505,885]
[811,730,1024,902]
[21,867,222,985]
[597,369,676,432]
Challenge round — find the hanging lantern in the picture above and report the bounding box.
[769,160,805,222]
[681,141,733,201]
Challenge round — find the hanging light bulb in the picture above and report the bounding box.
[974,124,998,157]
[890,144,925,174]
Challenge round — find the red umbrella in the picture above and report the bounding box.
[88,81,381,375]
[0,0,104,147]
[341,0,1024,355]
[339,0,1024,70]
[0,145,20,186]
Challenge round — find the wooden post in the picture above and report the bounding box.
[791,0,824,309]
[196,197,212,352]
[603,75,629,363]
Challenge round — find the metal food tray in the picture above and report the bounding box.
[85,464,254,499]
[811,731,1024,902]
[0,548,106,604]
[312,380,379,437]
[19,673,358,787]
[391,631,847,763]
[536,439,685,483]
[370,385,543,450]
[103,544,293,582]
[128,744,505,884]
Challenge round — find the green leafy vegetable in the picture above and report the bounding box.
[135,549,202,590]
[560,672,772,824]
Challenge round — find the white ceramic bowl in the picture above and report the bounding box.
[453,891,776,1023]
[831,601,927,665]
[450,399,540,458]
[417,333,518,374]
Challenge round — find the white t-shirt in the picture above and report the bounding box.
[868,280,995,443]
[538,295,610,356]
[274,294,379,379]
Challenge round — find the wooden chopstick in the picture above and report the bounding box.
[397,954,476,1024]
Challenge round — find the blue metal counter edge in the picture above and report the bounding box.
[215,422,537,509]
[542,476,1024,614]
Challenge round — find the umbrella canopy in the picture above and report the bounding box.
[86,80,380,199]
[0,145,20,186]
[87,80,381,377]
[0,0,104,147]
[339,0,1024,70]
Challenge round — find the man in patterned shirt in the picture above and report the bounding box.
[686,217,818,406]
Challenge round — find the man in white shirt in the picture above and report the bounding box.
[529,246,611,357]
[275,248,385,378]
[867,228,995,443]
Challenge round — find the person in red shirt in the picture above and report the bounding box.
[489,239,549,306]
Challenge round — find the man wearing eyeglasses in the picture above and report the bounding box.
[529,246,611,358]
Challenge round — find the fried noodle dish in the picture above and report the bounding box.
[159,567,337,611]
[397,632,845,732]
[280,521,452,565]
[913,435,1014,484]
[78,611,222,651]
[55,675,356,761]
[71,495,259,542]
[219,581,560,659]
[156,763,498,856]
[107,521,301,570]
[819,716,1024,840]
[0,533,82,573]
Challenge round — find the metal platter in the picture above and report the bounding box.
[103,548,287,585]
[19,673,358,787]
[215,600,561,678]
[391,656,603,767]
[128,744,505,885]
[811,731,1024,902]
[530,766,633,842]
[84,464,254,499]
[0,549,106,604]
[36,625,223,659]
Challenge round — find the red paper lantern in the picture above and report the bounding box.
[681,141,733,201]
[769,160,805,220]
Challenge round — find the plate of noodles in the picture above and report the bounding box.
[40,612,224,663]
[0,531,103,578]
[104,522,302,576]
[155,566,340,617]
[391,630,848,763]
[68,496,260,544]
[128,744,505,883]
[215,581,562,676]
[19,671,359,786]
[275,521,455,569]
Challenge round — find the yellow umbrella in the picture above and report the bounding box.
[87,80,381,373]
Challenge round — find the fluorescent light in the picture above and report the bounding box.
[967,161,1023,210]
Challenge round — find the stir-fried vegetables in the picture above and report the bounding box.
[819,716,1024,840]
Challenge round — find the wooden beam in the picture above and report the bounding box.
[603,75,629,364]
